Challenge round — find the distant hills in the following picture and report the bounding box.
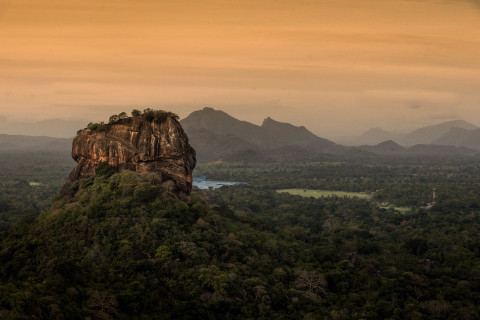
[407,144,477,155]
[338,120,479,147]
[356,128,402,146]
[359,140,477,155]
[181,108,322,148]
[433,127,480,150]
[0,117,87,138]
[0,134,72,151]
[399,120,478,146]
[181,108,479,161]
[1,108,478,160]
[181,107,351,161]
[183,126,256,161]
[359,140,406,155]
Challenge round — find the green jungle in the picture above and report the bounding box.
[2,150,480,319]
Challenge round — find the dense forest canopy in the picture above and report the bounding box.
[1,152,480,319]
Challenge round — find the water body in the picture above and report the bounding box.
[193,176,243,189]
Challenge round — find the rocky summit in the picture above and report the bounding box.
[61,114,196,197]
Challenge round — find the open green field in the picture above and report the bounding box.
[380,205,411,212]
[277,189,373,199]
[277,189,412,212]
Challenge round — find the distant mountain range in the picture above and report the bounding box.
[337,120,479,147]
[181,108,322,148]
[433,127,480,150]
[0,134,72,151]
[358,140,406,155]
[400,120,478,146]
[181,108,478,161]
[358,140,477,156]
[182,126,257,161]
[355,128,402,146]
[181,107,352,161]
[1,108,477,160]
[0,117,86,138]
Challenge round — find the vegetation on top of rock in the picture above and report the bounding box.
[77,121,106,135]
[108,111,128,124]
[131,109,142,117]
[140,108,180,122]
[76,109,180,135]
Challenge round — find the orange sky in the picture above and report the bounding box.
[1,0,480,138]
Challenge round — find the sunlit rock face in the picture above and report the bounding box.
[62,116,196,197]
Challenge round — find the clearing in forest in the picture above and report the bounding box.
[277,189,373,199]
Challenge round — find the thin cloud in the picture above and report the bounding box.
[408,102,422,110]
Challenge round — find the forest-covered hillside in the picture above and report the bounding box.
[2,154,480,319]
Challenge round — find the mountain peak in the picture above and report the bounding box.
[375,140,403,148]
[361,127,392,137]
[259,116,321,146]
[181,108,340,158]
[358,139,405,154]
[261,116,282,126]
[399,119,478,146]
[199,107,230,117]
[261,117,306,130]
[263,116,274,122]
[441,119,477,127]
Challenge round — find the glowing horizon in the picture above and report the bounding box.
[1,0,480,138]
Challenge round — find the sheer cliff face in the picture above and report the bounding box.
[63,116,196,197]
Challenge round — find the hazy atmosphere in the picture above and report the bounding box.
[4,2,480,318]
[1,0,480,138]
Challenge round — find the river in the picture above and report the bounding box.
[192,176,243,189]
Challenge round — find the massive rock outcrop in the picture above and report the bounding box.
[61,115,196,197]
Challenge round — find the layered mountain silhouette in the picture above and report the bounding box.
[181,108,480,160]
[181,108,322,148]
[339,120,478,147]
[433,127,480,150]
[1,108,477,160]
[357,128,402,146]
[0,117,86,138]
[359,140,406,155]
[406,144,477,155]
[359,140,477,155]
[0,134,72,151]
[399,120,478,146]
[181,107,348,160]
[177,126,255,161]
